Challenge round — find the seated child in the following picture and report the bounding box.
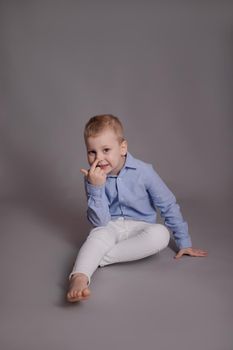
[67,114,207,302]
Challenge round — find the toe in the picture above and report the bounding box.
[71,290,76,298]
[67,285,90,302]
[68,290,78,300]
[67,292,74,301]
[83,288,91,297]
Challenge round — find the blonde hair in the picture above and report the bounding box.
[84,114,124,142]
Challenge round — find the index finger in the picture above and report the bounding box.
[89,158,100,172]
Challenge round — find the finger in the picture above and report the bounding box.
[95,168,106,178]
[174,247,192,259]
[191,249,208,255]
[94,166,101,173]
[193,248,207,252]
[198,249,208,254]
[193,251,208,257]
[193,251,207,255]
[80,168,88,177]
[174,251,183,259]
[89,158,100,173]
[186,250,208,257]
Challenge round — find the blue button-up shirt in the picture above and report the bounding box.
[85,152,192,249]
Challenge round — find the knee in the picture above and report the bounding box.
[158,224,170,243]
[149,224,170,249]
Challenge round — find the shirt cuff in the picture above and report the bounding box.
[176,237,192,250]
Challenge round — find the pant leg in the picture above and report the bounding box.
[99,222,170,267]
[69,220,125,285]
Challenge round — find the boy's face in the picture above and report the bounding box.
[85,128,128,175]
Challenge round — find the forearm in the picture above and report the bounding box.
[87,196,111,226]
[160,198,192,249]
[85,182,111,227]
[146,165,192,249]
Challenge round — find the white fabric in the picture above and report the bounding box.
[69,218,170,285]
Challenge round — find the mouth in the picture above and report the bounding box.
[97,164,109,170]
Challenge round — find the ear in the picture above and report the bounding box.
[120,139,128,156]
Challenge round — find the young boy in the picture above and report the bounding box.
[67,115,207,302]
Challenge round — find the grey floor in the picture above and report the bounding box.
[0,195,232,350]
[1,1,232,348]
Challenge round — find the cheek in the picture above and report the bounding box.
[87,155,94,164]
[109,153,119,163]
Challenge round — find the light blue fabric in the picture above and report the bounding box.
[85,152,192,250]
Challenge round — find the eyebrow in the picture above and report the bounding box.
[87,145,111,151]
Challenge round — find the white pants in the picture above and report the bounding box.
[69,218,170,285]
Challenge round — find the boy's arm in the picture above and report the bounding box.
[81,159,111,227]
[84,181,111,226]
[146,165,192,250]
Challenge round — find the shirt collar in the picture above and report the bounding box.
[124,152,137,169]
[107,152,137,178]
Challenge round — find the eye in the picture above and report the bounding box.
[103,148,110,153]
[88,150,96,155]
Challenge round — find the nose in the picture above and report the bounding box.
[95,152,104,162]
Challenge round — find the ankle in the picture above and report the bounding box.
[71,273,89,282]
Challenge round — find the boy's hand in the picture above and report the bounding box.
[80,159,107,186]
[174,247,208,259]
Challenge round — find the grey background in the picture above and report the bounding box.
[0,1,232,350]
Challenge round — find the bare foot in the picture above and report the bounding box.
[67,273,91,303]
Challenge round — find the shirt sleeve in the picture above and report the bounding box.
[84,180,111,227]
[145,164,192,250]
